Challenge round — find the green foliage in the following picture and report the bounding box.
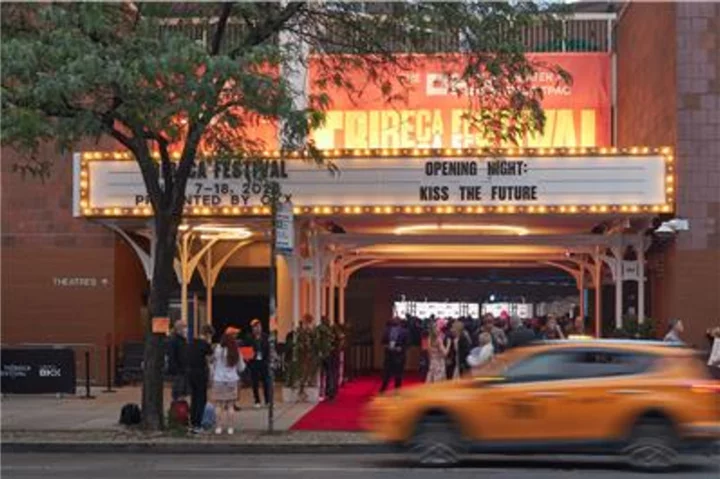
[284,324,321,391]
[284,320,349,390]
[2,2,570,181]
[606,315,658,340]
[315,321,336,361]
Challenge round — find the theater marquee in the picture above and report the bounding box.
[74,147,675,218]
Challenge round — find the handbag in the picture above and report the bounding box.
[708,338,720,367]
[236,353,246,374]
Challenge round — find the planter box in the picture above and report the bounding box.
[282,386,320,403]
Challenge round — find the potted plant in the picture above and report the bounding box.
[282,322,322,403]
[606,315,657,340]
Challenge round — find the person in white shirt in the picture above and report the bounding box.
[663,319,685,345]
[211,331,245,435]
[467,332,494,370]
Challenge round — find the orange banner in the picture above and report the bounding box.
[309,53,611,150]
[187,53,610,154]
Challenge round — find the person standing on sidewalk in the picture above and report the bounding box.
[168,320,188,402]
[452,320,473,378]
[467,332,495,370]
[507,316,536,349]
[211,329,245,435]
[317,316,334,402]
[380,317,408,393]
[664,318,685,344]
[426,318,450,384]
[325,322,344,401]
[186,324,214,434]
[248,319,271,408]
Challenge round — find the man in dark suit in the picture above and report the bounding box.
[248,319,271,408]
[507,316,536,349]
[380,317,408,393]
[167,320,188,401]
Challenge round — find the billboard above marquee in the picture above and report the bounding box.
[187,53,611,153]
[75,147,674,218]
[310,53,611,150]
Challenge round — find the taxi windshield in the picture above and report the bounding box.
[469,347,531,378]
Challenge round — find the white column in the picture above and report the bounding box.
[328,258,336,324]
[292,255,300,329]
[314,254,322,324]
[339,273,347,384]
[614,250,623,329]
[321,280,328,318]
[578,265,585,320]
[339,282,346,325]
[638,246,646,324]
[594,249,602,338]
[205,249,213,328]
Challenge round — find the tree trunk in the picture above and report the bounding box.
[141,210,180,430]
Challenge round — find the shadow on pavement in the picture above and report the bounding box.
[376,456,719,473]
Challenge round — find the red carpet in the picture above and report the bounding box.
[290,375,422,431]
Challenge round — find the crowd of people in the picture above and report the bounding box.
[380,312,587,389]
[164,312,718,429]
[380,312,720,387]
[166,318,273,435]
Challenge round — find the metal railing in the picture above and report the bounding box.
[346,342,375,379]
[158,13,616,54]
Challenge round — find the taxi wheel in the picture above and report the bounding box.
[410,414,461,466]
[624,419,679,472]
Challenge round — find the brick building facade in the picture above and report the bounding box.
[2,3,719,383]
[617,2,720,346]
[1,140,146,383]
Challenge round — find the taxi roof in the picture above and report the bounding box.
[528,339,689,355]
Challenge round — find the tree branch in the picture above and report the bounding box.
[103,121,163,212]
[229,2,305,57]
[210,3,233,55]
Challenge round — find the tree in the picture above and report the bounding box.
[2,1,569,430]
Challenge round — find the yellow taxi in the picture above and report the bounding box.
[364,339,720,470]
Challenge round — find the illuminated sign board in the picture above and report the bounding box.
[183,53,611,153]
[394,301,480,320]
[311,53,611,150]
[75,147,675,218]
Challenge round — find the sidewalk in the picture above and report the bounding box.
[1,385,381,453]
[1,384,311,432]
[0,383,387,454]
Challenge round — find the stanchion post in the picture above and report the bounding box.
[104,338,116,393]
[103,333,116,393]
[82,350,96,399]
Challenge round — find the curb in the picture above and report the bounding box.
[1,441,391,455]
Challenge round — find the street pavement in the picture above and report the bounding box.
[2,453,718,478]
[1,384,311,431]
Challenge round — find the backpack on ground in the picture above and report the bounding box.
[119,403,141,426]
[201,403,216,430]
[169,399,190,426]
